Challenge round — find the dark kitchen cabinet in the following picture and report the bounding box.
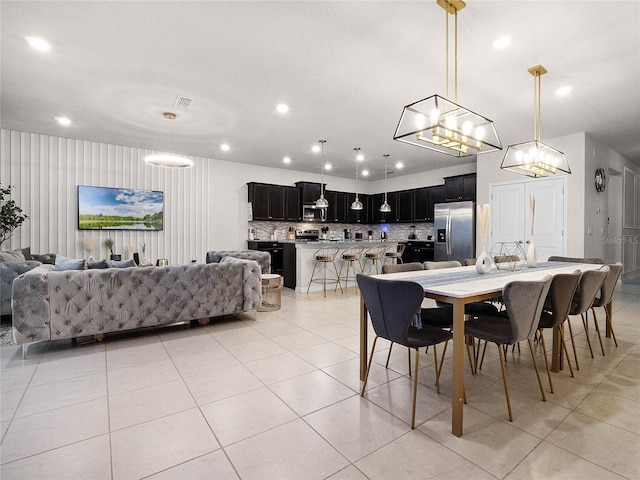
[285,186,301,221]
[248,182,285,220]
[396,190,413,223]
[428,185,446,221]
[413,188,429,222]
[347,193,368,223]
[325,190,347,223]
[247,241,284,276]
[444,173,476,201]
[283,243,296,289]
[295,181,323,204]
[372,192,395,223]
[402,241,435,263]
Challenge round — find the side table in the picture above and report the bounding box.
[258,274,282,312]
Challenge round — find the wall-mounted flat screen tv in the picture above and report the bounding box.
[78,185,164,230]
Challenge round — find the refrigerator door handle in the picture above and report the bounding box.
[446,215,452,255]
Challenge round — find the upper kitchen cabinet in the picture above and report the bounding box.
[326,190,348,223]
[444,173,477,202]
[347,193,369,223]
[248,182,286,220]
[396,189,413,223]
[285,186,301,221]
[372,192,396,223]
[295,181,323,204]
[413,187,430,222]
[428,185,446,221]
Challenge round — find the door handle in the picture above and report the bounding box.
[518,240,523,244]
[526,240,531,244]
[446,215,452,255]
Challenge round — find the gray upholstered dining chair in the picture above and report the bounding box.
[357,274,452,429]
[589,263,622,354]
[537,270,582,390]
[548,256,604,264]
[423,260,462,270]
[465,276,553,421]
[380,261,452,389]
[566,266,609,366]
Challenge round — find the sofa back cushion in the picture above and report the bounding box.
[0,250,26,263]
[54,255,87,271]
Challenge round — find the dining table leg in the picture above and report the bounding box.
[451,299,465,437]
[605,301,613,337]
[360,296,368,380]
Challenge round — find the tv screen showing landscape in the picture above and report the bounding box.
[78,185,164,230]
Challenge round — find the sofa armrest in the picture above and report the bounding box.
[219,257,263,311]
[206,250,271,275]
[11,267,52,344]
[1,260,43,316]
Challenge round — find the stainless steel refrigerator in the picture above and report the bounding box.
[434,201,475,263]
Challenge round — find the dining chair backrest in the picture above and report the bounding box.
[544,271,581,328]
[356,274,423,345]
[381,262,424,274]
[423,260,462,270]
[548,256,604,264]
[570,266,610,315]
[592,263,622,308]
[503,276,552,343]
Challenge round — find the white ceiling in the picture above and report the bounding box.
[2,1,639,181]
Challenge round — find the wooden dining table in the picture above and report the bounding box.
[359,261,605,437]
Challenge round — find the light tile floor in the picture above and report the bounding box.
[1,281,639,479]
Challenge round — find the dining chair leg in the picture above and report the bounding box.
[465,339,476,375]
[527,338,547,402]
[558,328,575,378]
[604,306,618,347]
[590,308,606,355]
[432,344,439,391]
[537,329,554,393]
[478,340,488,371]
[361,336,378,395]
[435,340,448,394]
[385,342,394,368]
[411,348,420,429]
[497,344,513,422]
[581,313,595,358]
[566,317,580,370]
[407,347,412,377]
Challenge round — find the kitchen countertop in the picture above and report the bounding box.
[248,239,400,245]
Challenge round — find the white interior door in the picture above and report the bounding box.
[490,182,525,251]
[526,178,565,262]
[490,178,565,261]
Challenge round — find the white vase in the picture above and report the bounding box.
[526,242,538,267]
[475,250,491,274]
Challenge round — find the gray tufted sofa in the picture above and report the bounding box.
[12,258,263,349]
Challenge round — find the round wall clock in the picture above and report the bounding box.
[594,168,606,192]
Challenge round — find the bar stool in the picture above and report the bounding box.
[336,247,364,293]
[307,247,343,297]
[363,246,388,275]
[384,243,405,265]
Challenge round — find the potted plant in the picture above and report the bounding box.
[104,237,120,261]
[0,184,28,247]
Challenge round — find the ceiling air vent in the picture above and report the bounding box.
[174,96,193,109]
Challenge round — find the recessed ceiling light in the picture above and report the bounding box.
[311,145,321,153]
[55,116,71,126]
[26,36,51,52]
[556,85,573,96]
[492,35,511,49]
[276,103,289,114]
[395,161,404,169]
[356,153,364,161]
[282,156,291,164]
[325,163,332,171]
[220,144,230,151]
[362,170,369,177]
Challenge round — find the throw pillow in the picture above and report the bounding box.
[54,255,87,271]
[21,247,33,260]
[0,250,26,263]
[32,253,56,264]
[111,259,136,268]
[87,259,110,269]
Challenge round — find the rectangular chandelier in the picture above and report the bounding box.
[393,94,502,157]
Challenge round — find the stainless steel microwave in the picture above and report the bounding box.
[302,204,326,222]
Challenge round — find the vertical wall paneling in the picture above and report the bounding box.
[2,130,214,265]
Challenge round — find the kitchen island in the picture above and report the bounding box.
[294,241,398,293]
